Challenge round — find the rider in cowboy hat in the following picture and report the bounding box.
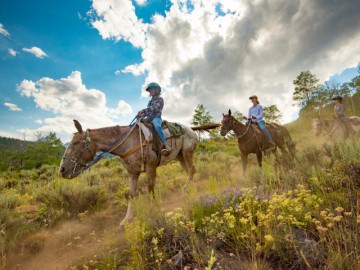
[332,96,354,137]
[243,95,276,149]
[138,82,171,157]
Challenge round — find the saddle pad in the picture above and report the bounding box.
[137,122,171,140]
[164,121,185,137]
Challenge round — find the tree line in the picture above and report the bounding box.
[192,64,360,126]
[0,132,64,171]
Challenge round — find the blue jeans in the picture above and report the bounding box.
[151,117,167,145]
[257,120,273,142]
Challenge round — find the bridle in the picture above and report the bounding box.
[222,116,251,139]
[61,130,96,176]
[61,116,140,177]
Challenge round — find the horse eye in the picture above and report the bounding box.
[72,141,80,146]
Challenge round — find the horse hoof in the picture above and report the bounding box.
[119,220,127,226]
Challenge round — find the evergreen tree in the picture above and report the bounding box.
[191,104,213,125]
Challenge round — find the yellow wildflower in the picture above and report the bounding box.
[320,211,327,217]
[239,217,248,224]
[327,223,334,228]
[256,243,262,252]
[335,207,344,213]
[333,215,343,222]
[264,234,274,243]
[152,237,158,245]
[344,212,352,216]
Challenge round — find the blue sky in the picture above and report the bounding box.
[1,0,360,142]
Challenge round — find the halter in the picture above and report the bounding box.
[62,116,139,177]
[61,130,96,175]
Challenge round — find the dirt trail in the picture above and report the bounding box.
[6,183,194,270]
[6,204,127,270]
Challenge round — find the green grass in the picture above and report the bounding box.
[1,134,360,269]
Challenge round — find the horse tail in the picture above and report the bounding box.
[191,123,221,131]
[283,127,296,159]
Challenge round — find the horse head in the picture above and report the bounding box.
[59,120,97,179]
[312,118,323,136]
[220,109,236,136]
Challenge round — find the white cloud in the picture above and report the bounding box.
[116,100,133,114]
[121,63,145,76]
[17,71,133,141]
[4,102,22,111]
[0,130,23,140]
[89,0,147,48]
[89,0,360,125]
[0,23,10,36]
[8,48,18,56]
[22,47,48,58]
[134,0,147,6]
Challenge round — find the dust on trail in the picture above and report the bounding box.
[6,179,197,270]
[6,204,127,270]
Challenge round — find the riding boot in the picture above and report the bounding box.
[268,140,276,150]
[161,144,171,157]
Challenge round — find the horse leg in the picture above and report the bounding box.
[181,149,196,188]
[256,151,262,168]
[146,166,157,198]
[120,171,140,226]
[177,151,188,173]
[241,152,248,176]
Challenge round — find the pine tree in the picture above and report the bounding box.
[191,104,213,126]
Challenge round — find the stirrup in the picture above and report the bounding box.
[161,145,171,157]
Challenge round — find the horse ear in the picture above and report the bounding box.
[222,113,225,117]
[228,109,232,116]
[73,119,83,133]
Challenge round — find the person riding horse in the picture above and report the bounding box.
[137,82,171,157]
[332,96,354,137]
[243,95,276,149]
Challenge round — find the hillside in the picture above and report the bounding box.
[0,136,35,152]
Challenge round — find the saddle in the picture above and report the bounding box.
[138,119,184,156]
[250,122,278,134]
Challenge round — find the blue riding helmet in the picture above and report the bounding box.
[146,82,161,92]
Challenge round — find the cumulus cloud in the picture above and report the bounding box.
[4,102,22,111]
[121,63,145,76]
[17,71,133,141]
[134,0,147,6]
[22,46,48,58]
[89,0,147,48]
[8,48,18,56]
[0,23,10,36]
[90,0,360,124]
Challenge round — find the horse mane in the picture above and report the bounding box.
[88,125,124,135]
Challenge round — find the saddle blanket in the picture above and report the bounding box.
[137,122,171,141]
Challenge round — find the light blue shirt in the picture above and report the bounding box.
[248,104,264,122]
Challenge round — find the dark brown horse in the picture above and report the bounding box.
[59,119,219,225]
[220,110,295,174]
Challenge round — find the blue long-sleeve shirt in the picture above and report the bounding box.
[248,104,264,122]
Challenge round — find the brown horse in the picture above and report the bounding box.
[312,116,360,140]
[220,110,295,174]
[59,119,219,225]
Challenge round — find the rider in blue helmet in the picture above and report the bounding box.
[138,82,171,157]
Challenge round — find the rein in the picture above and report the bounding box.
[62,116,139,176]
[236,120,251,139]
[232,119,262,151]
